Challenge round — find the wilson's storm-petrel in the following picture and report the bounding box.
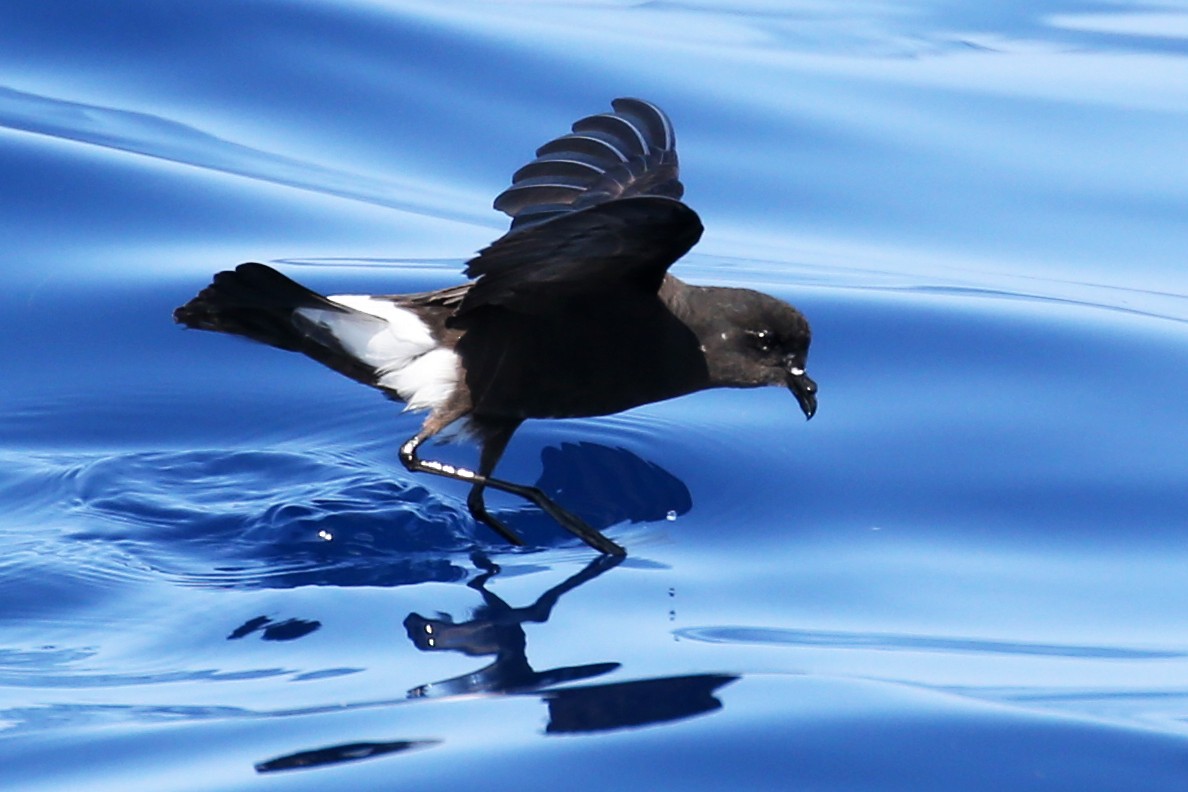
[175,98,817,556]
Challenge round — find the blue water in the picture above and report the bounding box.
[3,1,1187,789]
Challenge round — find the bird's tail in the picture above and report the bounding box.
[174,262,336,349]
[174,262,380,386]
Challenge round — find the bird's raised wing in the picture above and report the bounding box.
[493,98,684,230]
[452,196,702,322]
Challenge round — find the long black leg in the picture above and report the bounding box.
[465,425,522,545]
[398,432,525,547]
[398,428,625,556]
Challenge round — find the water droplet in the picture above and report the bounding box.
[665,510,677,521]
[318,530,333,541]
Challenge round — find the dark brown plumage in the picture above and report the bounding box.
[175,98,816,555]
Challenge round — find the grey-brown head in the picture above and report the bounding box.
[685,285,817,420]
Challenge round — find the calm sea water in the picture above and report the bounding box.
[2,1,1187,790]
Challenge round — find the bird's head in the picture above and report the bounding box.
[696,287,817,420]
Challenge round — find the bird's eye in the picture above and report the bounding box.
[746,329,776,353]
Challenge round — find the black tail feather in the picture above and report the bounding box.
[174,262,339,351]
[175,263,381,387]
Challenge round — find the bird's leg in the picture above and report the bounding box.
[467,423,624,555]
[398,424,625,556]
[399,431,525,546]
[465,428,516,544]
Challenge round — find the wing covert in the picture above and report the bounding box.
[452,196,702,321]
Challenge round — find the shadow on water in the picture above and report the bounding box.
[28,441,691,589]
[255,553,736,774]
[492,441,693,549]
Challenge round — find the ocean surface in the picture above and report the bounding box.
[2,1,1187,789]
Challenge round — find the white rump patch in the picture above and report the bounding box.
[295,295,457,411]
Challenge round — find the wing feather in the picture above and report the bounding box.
[493,98,684,230]
[452,196,702,321]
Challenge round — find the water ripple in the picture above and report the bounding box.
[0,84,484,224]
[677,626,1184,660]
[1,448,482,589]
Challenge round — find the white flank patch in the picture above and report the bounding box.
[378,347,458,411]
[295,295,457,411]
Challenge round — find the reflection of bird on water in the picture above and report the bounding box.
[256,739,440,774]
[543,674,736,734]
[404,552,623,698]
[256,552,736,773]
[404,553,739,734]
[226,615,320,641]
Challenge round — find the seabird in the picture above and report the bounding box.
[174,98,816,556]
